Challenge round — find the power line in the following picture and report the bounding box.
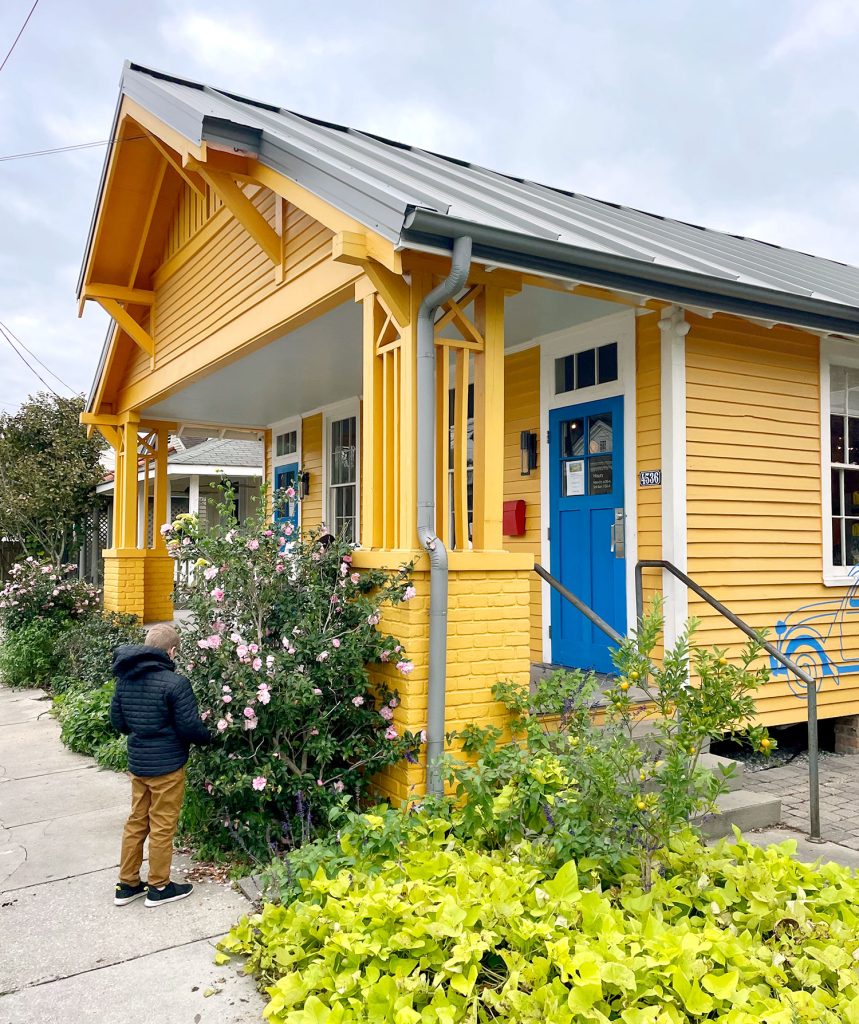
[0,0,40,74]
[0,134,149,163]
[0,323,60,398]
[0,319,75,394]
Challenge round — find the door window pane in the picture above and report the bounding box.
[561,419,585,458]
[588,455,613,495]
[588,412,613,454]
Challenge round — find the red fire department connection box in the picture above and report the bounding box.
[503,500,526,537]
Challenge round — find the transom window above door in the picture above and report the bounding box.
[275,430,297,458]
[555,342,618,395]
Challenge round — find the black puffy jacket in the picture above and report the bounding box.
[110,645,211,777]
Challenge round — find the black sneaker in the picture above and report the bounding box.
[144,881,194,907]
[114,881,147,906]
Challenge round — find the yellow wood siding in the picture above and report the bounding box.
[684,314,855,725]
[161,182,222,263]
[124,192,334,394]
[635,315,663,631]
[301,413,324,530]
[503,347,543,662]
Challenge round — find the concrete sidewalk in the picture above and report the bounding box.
[0,686,265,1024]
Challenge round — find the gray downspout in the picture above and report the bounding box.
[417,235,473,796]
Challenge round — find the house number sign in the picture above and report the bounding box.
[639,470,662,487]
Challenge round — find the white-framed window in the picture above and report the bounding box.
[324,399,360,543]
[275,429,297,458]
[822,340,859,584]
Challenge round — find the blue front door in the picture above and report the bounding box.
[549,396,626,673]
[274,463,300,531]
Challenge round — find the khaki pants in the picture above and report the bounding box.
[119,766,185,888]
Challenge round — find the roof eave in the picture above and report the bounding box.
[402,209,859,337]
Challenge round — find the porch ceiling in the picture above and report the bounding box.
[145,301,363,427]
[144,286,621,428]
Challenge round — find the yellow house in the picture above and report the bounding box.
[80,63,859,797]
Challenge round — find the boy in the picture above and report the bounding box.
[110,623,211,907]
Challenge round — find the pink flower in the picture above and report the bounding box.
[333,781,345,794]
[252,657,263,671]
[352,695,365,707]
[340,563,348,577]
[380,705,394,721]
[388,697,399,708]
[244,716,258,730]
[203,566,219,581]
[197,634,222,650]
[182,538,191,547]
[403,586,417,602]
[243,707,256,719]
[316,778,324,787]
[380,650,390,662]
[222,684,231,692]
[249,644,259,654]
[384,726,398,740]
[312,687,322,695]
[247,539,260,551]
[216,718,228,732]
[159,524,171,536]
[350,572,360,584]
[200,710,210,721]
[331,638,341,649]
[205,783,214,794]
[396,660,414,675]
[222,694,232,703]
[310,727,319,736]
[230,632,242,643]
[420,729,427,744]
[275,563,285,573]
[342,554,352,564]
[367,612,380,626]
[266,654,275,667]
[257,686,271,705]
[284,523,294,536]
[263,530,273,537]
[316,651,329,662]
[236,644,248,660]
[211,587,225,602]
[285,486,296,499]
[252,776,267,791]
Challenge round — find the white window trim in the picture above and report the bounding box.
[820,336,859,587]
[538,308,638,663]
[270,415,302,530]
[322,397,361,544]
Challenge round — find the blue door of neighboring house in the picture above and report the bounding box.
[549,396,626,673]
[274,463,300,532]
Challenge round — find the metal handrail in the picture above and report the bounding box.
[534,563,623,644]
[636,559,821,843]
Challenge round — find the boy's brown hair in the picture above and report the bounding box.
[144,623,181,653]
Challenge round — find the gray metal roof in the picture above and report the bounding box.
[169,438,263,468]
[87,62,859,335]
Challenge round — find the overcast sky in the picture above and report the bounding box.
[1,0,858,411]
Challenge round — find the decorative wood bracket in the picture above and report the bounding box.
[141,129,206,198]
[79,413,122,449]
[96,298,155,358]
[83,285,155,305]
[334,232,409,327]
[193,166,282,266]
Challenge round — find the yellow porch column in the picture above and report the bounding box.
[103,414,146,619]
[354,265,532,802]
[144,424,174,623]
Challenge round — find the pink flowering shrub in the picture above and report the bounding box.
[0,557,100,633]
[164,484,420,860]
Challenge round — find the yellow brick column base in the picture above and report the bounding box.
[102,549,147,620]
[353,550,534,803]
[144,549,175,624]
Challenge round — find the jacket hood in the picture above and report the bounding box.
[112,644,176,681]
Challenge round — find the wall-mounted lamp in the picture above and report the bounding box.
[520,430,538,476]
[297,471,311,500]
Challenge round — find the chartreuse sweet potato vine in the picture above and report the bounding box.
[220,827,859,1023]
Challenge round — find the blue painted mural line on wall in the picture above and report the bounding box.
[770,564,859,697]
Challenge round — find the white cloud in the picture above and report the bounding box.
[765,0,859,64]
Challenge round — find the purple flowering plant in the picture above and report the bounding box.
[164,481,420,860]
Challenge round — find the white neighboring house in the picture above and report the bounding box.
[86,436,263,583]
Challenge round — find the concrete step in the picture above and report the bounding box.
[698,789,782,839]
[699,752,743,792]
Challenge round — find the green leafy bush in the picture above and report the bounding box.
[164,483,421,861]
[53,681,125,770]
[439,602,773,886]
[222,829,859,1024]
[52,611,143,693]
[0,618,66,686]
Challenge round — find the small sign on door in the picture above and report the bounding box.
[564,459,585,496]
[639,469,662,487]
